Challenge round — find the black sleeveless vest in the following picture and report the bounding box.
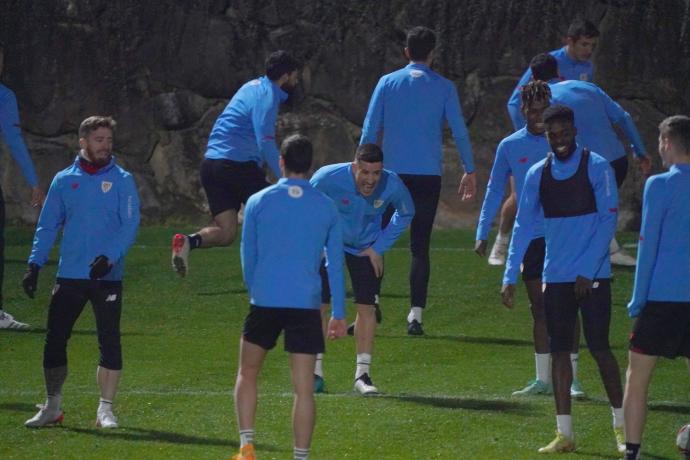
[539,149,597,218]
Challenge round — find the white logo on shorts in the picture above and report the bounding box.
[373,199,384,208]
[288,185,303,198]
[410,70,425,78]
[106,294,118,302]
[592,281,600,289]
[101,181,113,193]
[52,284,60,295]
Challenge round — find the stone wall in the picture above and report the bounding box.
[1,0,689,228]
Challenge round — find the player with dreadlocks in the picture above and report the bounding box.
[476,81,585,398]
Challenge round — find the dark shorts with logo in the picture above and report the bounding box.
[242,305,324,354]
[521,237,545,281]
[200,158,270,216]
[320,253,381,306]
[629,301,690,359]
[543,279,612,353]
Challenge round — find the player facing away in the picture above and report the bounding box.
[0,40,46,329]
[311,144,414,395]
[529,52,651,267]
[489,19,599,266]
[360,26,475,335]
[476,81,585,398]
[171,50,300,276]
[22,116,140,429]
[622,115,690,460]
[502,105,625,454]
[233,135,347,460]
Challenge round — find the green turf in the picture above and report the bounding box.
[1,227,688,459]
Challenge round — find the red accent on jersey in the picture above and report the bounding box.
[519,156,529,164]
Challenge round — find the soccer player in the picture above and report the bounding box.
[622,115,690,460]
[507,18,599,131]
[0,40,45,329]
[22,116,140,429]
[476,81,585,398]
[529,52,650,267]
[502,105,625,454]
[233,135,347,460]
[360,26,475,335]
[489,19,600,266]
[171,50,300,276]
[312,144,414,395]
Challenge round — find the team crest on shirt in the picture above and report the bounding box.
[101,181,113,193]
[288,185,303,198]
[373,199,384,208]
[579,73,588,81]
[410,70,424,78]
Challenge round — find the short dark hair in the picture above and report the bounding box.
[355,143,384,163]
[530,53,558,81]
[265,50,300,81]
[79,116,116,138]
[521,80,552,109]
[280,134,312,173]
[542,104,575,126]
[406,26,436,61]
[567,19,600,41]
[659,115,690,154]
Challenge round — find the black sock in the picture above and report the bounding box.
[188,233,202,250]
[625,442,640,460]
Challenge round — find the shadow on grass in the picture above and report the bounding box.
[64,426,280,452]
[0,402,39,412]
[383,393,534,415]
[380,333,534,347]
[3,328,156,336]
[649,401,690,415]
[196,288,246,296]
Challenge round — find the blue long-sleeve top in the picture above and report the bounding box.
[360,63,475,175]
[627,164,690,317]
[28,155,140,280]
[240,178,346,319]
[0,84,39,186]
[549,80,646,162]
[507,46,593,130]
[205,76,287,178]
[504,145,618,285]
[310,163,415,255]
[476,128,549,241]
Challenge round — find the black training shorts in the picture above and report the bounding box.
[629,301,690,359]
[521,237,545,281]
[320,252,381,306]
[242,305,324,354]
[200,158,270,216]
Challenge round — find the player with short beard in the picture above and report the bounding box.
[23,116,140,429]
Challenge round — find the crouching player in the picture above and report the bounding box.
[232,135,347,460]
[23,116,140,428]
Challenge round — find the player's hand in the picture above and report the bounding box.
[89,255,113,280]
[457,172,476,202]
[501,284,515,309]
[22,263,40,299]
[474,240,487,257]
[635,154,652,177]
[360,247,383,278]
[30,187,46,209]
[574,275,593,300]
[327,318,347,339]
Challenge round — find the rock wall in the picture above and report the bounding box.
[1,0,689,228]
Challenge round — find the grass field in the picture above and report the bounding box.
[1,227,688,459]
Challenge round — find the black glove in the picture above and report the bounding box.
[22,263,40,298]
[89,255,112,280]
